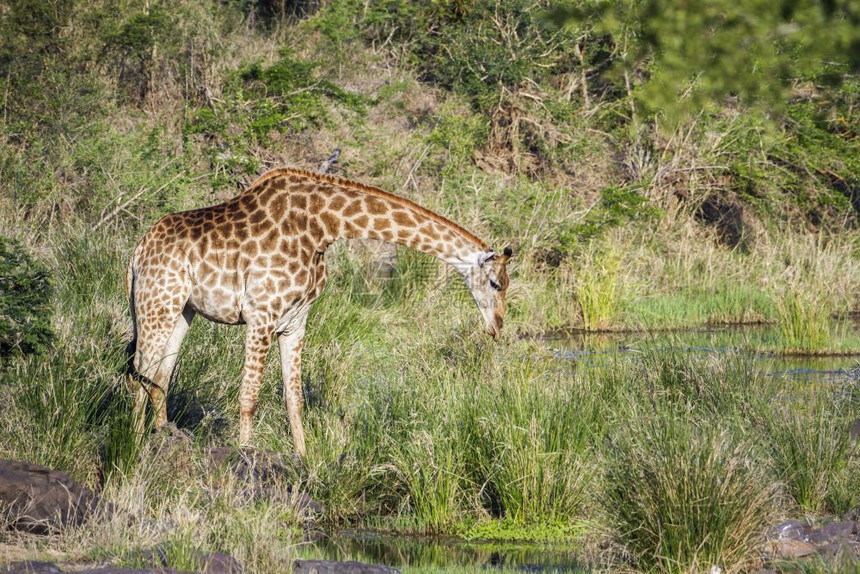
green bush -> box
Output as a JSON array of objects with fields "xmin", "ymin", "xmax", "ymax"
[
  {"xmin": 0, "ymin": 237, "xmax": 54, "ymax": 356},
  {"xmin": 312, "ymin": 0, "xmax": 581, "ymax": 160},
  {"xmin": 185, "ymin": 48, "xmax": 366, "ymax": 189}
]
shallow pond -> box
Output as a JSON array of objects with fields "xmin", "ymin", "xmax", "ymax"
[
  {"xmin": 549, "ymin": 323, "xmax": 860, "ymax": 379},
  {"xmin": 297, "ymin": 323, "xmax": 859, "ymax": 573},
  {"xmin": 299, "ymin": 530, "xmax": 588, "ymax": 572}
]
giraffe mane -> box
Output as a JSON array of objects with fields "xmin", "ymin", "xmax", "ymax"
[{"xmin": 245, "ymin": 168, "xmax": 489, "ymax": 250}]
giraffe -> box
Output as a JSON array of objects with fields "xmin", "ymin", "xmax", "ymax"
[{"xmin": 126, "ymin": 168, "xmax": 512, "ymax": 455}]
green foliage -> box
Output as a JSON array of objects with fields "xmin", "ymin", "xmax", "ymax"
[
  {"xmin": 471, "ymin": 378, "xmax": 595, "ymax": 526},
  {"xmin": 558, "ymin": 0, "xmax": 860, "ymax": 123},
  {"xmin": 186, "ymin": 48, "xmax": 366, "ymax": 189},
  {"xmin": 576, "ymin": 248, "xmax": 621, "ymax": 330},
  {"xmin": 461, "ymin": 519, "xmax": 586, "ymax": 542},
  {"xmin": 426, "ymin": 103, "xmax": 489, "ymax": 176},
  {"xmin": 2, "ymin": 343, "xmax": 126, "ymax": 482},
  {"xmin": 313, "ymin": 0, "xmax": 581, "ymax": 158},
  {"xmin": 573, "ymin": 185, "xmax": 659, "ymax": 243},
  {"xmin": 0, "ymin": 237, "xmax": 54, "ymax": 356},
  {"xmin": 774, "ymin": 287, "xmax": 833, "ymax": 354}
]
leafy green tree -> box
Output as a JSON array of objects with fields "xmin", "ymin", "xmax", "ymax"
[{"xmin": 556, "ymin": 0, "xmax": 860, "ymax": 122}]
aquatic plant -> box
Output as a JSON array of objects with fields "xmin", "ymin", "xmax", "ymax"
[
  {"xmin": 774, "ymin": 287, "xmax": 833, "ymax": 354},
  {"xmin": 577, "ymin": 248, "xmax": 621, "ymax": 331},
  {"xmin": 757, "ymin": 395, "xmax": 852, "ymax": 514}
]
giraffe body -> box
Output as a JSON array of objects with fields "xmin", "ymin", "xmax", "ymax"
[{"xmin": 127, "ymin": 169, "xmax": 511, "ymax": 454}]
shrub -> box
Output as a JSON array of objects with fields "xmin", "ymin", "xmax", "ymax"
[
  {"xmin": 0, "ymin": 237, "xmax": 54, "ymax": 356},
  {"xmin": 185, "ymin": 48, "xmax": 366, "ymax": 189}
]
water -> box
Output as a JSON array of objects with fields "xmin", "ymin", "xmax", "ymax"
[
  {"xmin": 300, "ymin": 530, "xmax": 588, "ymax": 572},
  {"xmin": 297, "ymin": 323, "xmax": 859, "ymax": 572},
  {"xmin": 549, "ymin": 324, "xmax": 860, "ymax": 381}
]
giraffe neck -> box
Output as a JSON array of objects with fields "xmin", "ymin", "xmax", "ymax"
[
  {"xmin": 329, "ymin": 190, "xmax": 485, "ymax": 267},
  {"xmin": 249, "ymin": 169, "xmax": 489, "ymax": 269}
]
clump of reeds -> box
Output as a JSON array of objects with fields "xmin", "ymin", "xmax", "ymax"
[
  {"xmin": 577, "ymin": 248, "xmax": 621, "ymax": 331},
  {"xmin": 756, "ymin": 395, "xmax": 852, "ymax": 514},
  {"xmin": 604, "ymin": 404, "xmax": 776, "ymax": 573},
  {"xmin": 774, "ymin": 287, "xmax": 833, "ymax": 354}
]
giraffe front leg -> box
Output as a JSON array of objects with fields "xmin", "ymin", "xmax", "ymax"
[
  {"xmin": 277, "ymin": 311, "xmax": 309, "ymax": 457},
  {"xmin": 238, "ymin": 323, "xmax": 274, "ymax": 445}
]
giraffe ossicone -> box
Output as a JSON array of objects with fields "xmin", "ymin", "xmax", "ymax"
[{"xmin": 126, "ymin": 168, "xmax": 512, "ymax": 454}]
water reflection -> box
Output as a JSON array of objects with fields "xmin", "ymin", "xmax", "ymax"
[
  {"xmin": 304, "ymin": 530, "xmax": 589, "ymax": 572},
  {"xmin": 548, "ymin": 324, "xmax": 860, "ymax": 379}
]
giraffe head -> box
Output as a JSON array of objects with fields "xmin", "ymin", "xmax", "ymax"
[{"xmin": 468, "ymin": 247, "xmax": 513, "ymax": 340}]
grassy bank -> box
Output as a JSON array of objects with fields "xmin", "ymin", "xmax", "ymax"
[
  {"xmin": 1, "ymin": 231, "xmax": 858, "ymax": 572},
  {"xmin": 2, "ymin": 1, "xmax": 860, "ymax": 572}
]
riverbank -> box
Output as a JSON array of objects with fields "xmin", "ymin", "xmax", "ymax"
[{"xmin": 0, "ymin": 230, "xmax": 858, "ymax": 572}]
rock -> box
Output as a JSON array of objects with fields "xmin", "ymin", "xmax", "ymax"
[
  {"xmin": 841, "ymin": 509, "xmax": 860, "ymax": 523},
  {"xmin": 808, "ymin": 521, "xmax": 856, "ymax": 543},
  {"xmin": 766, "ymin": 539, "xmax": 817, "ymax": 558},
  {"xmin": 204, "ymin": 447, "xmax": 299, "ymax": 485},
  {"xmin": 197, "ymin": 552, "xmax": 243, "ymax": 574},
  {"xmin": 291, "ymin": 560, "xmax": 400, "ymax": 574},
  {"xmin": 817, "ymin": 539, "xmax": 860, "ymax": 564},
  {"xmin": 849, "ymin": 417, "xmax": 860, "ymax": 440},
  {"xmin": 2, "ymin": 562, "xmax": 63, "ymax": 573},
  {"xmin": 0, "ymin": 460, "xmax": 100, "ymax": 534},
  {"xmin": 79, "ymin": 571, "xmax": 188, "ymax": 574},
  {"xmin": 769, "ymin": 520, "xmax": 810, "ymax": 541}
]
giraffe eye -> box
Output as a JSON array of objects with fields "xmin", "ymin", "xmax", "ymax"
[{"xmin": 489, "ymin": 279, "xmax": 501, "ymax": 291}]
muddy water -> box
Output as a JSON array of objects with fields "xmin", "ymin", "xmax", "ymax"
[{"xmin": 299, "ymin": 324, "xmax": 858, "ymax": 572}]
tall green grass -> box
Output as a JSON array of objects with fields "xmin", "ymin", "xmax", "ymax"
[
  {"xmin": 758, "ymin": 394, "xmax": 853, "ymax": 514},
  {"xmin": 605, "ymin": 404, "xmax": 776, "ymax": 573},
  {"xmin": 774, "ymin": 288, "xmax": 833, "ymax": 354},
  {"xmin": 1, "ymin": 230, "xmax": 859, "ymax": 572},
  {"xmin": 576, "ymin": 249, "xmax": 621, "ymax": 331}
]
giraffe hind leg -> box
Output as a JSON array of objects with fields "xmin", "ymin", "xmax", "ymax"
[{"xmin": 132, "ymin": 282, "xmax": 193, "ymax": 430}]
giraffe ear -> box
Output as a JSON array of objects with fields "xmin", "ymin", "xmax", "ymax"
[{"xmin": 478, "ymin": 251, "xmax": 495, "ymax": 268}]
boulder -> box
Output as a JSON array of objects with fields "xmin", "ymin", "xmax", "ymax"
[
  {"xmin": 769, "ymin": 520, "xmax": 810, "ymax": 541},
  {"xmin": 0, "ymin": 460, "xmax": 100, "ymax": 534},
  {"xmin": 292, "ymin": 560, "xmax": 400, "ymax": 574},
  {"xmin": 806, "ymin": 521, "xmax": 856, "ymax": 544},
  {"xmin": 2, "ymin": 562, "xmax": 62, "ymax": 573},
  {"xmin": 766, "ymin": 539, "xmax": 817, "ymax": 558}
]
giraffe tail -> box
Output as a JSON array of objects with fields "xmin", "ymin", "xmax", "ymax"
[{"xmin": 125, "ymin": 254, "xmax": 138, "ymax": 375}]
